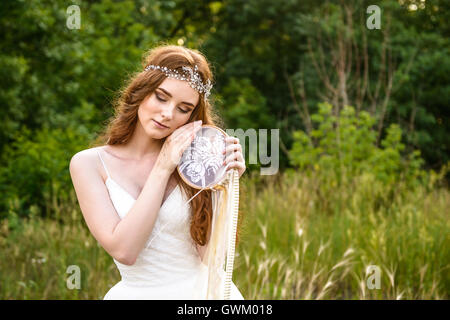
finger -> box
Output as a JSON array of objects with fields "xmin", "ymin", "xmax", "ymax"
[
  {"xmin": 225, "ymin": 136, "xmax": 239, "ymax": 144},
  {"xmin": 224, "ymin": 145, "xmax": 244, "ymax": 160},
  {"xmin": 223, "ymin": 151, "xmax": 242, "ymax": 165},
  {"xmin": 227, "ymin": 161, "xmax": 245, "ymax": 170},
  {"xmin": 179, "ymin": 120, "xmax": 202, "ymax": 138},
  {"xmin": 167, "ymin": 124, "xmax": 201, "ymax": 164},
  {"xmin": 222, "ymin": 143, "xmax": 241, "ymax": 155},
  {"xmin": 179, "ymin": 124, "xmax": 202, "ymax": 152},
  {"xmin": 225, "ymin": 160, "xmax": 245, "ymax": 177},
  {"xmin": 234, "ymin": 151, "xmax": 244, "ymax": 162},
  {"xmin": 172, "ymin": 120, "xmax": 202, "ymax": 140},
  {"xmin": 167, "ymin": 126, "xmax": 187, "ymax": 143},
  {"xmin": 190, "ymin": 122, "xmax": 203, "ymax": 137},
  {"xmin": 223, "ymin": 153, "xmax": 234, "ymax": 164},
  {"xmin": 223, "ymin": 136, "xmax": 239, "ymax": 152}
]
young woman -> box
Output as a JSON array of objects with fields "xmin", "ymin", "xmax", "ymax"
[{"xmin": 69, "ymin": 45, "xmax": 246, "ymax": 299}]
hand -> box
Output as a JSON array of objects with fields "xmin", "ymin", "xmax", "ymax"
[
  {"xmin": 156, "ymin": 120, "xmax": 203, "ymax": 173},
  {"xmin": 222, "ymin": 136, "xmax": 246, "ymax": 178}
]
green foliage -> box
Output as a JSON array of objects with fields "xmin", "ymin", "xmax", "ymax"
[
  {"xmin": 0, "ymin": 101, "xmax": 96, "ymax": 220},
  {"xmin": 205, "ymin": 0, "xmax": 449, "ymax": 171},
  {"xmin": 0, "ymin": 0, "xmax": 188, "ymax": 220},
  {"xmin": 217, "ymin": 77, "xmax": 272, "ymax": 130},
  {"xmin": 289, "ymin": 103, "xmax": 427, "ymax": 188}
]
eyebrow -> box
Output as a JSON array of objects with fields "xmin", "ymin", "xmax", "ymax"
[{"xmin": 156, "ymin": 87, "xmax": 196, "ymax": 108}]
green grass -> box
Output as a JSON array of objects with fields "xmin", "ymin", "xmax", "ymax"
[
  {"xmin": 235, "ymin": 170, "xmax": 449, "ymax": 299},
  {"xmin": 0, "ymin": 170, "xmax": 448, "ymax": 299}
]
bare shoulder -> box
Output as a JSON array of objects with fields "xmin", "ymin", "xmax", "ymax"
[{"xmin": 69, "ymin": 146, "xmax": 104, "ymax": 179}]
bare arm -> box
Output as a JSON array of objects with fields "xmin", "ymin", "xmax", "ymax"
[
  {"xmin": 70, "ymin": 151, "xmax": 171, "ymax": 265},
  {"xmin": 109, "ymin": 162, "xmax": 172, "ymax": 264}
]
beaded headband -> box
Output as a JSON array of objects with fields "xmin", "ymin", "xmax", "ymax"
[{"xmin": 144, "ymin": 64, "xmax": 213, "ymax": 102}]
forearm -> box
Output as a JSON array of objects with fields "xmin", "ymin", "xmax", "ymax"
[{"xmin": 111, "ymin": 164, "xmax": 172, "ymax": 264}]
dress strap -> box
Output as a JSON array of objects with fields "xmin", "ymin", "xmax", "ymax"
[{"xmin": 97, "ymin": 148, "xmax": 111, "ymax": 179}]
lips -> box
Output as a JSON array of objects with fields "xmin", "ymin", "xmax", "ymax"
[{"xmin": 153, "ymin": 119, "xmax": 169, "ymax": 128}]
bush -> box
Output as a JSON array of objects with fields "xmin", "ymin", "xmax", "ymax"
[
  {"xmin": 289, "ymin": 102, "xmax": 428, "ymax": 188},
  {"xmin": 0, "ymin": 101, "xmax": 97, "ymax": 220}
]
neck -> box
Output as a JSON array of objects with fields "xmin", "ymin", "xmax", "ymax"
[{"xmin": 119, "ymin": 122, "xmax": 164, "ymax": 161}]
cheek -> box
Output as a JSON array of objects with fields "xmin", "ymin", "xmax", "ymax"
[
  {"xmin": 138, "ymin": 107, "xmax": 148, "ymax": 123},
  {"xmin": 178, "ymin": 115, "xmax": 193, "ymax": 126},
  {"xmin": 166, "ymin": 118, "xmax": 188, "ymax": 134},
  {"xmin": 139, "ymin": 98, "xmax": 157, "ymax": 116}
]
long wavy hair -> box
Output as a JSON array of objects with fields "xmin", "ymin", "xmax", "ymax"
[{"xmin": 91, "ymin": 44, "xmax": 231, "ymax": 247}]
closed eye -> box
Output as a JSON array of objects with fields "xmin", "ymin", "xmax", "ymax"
[
  {"xmin": 156, "ymin": 94, "xmax": 166, "ymax": 102},
  {"xmin": 156, "ymin": 94, "xmax": 190, "ymax": 113},
  {"xmin": 177, "ymin": 107, "xmax": 189, "ymax": 113}
]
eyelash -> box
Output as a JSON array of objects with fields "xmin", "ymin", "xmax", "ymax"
[{"xmin": 156, "ymin": 94, "xmax": 190, "ymax": 113}]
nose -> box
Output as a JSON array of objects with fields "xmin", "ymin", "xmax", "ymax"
[{"xmin": 160, "ymin": 102, "xmax": 175, "ymax": 120}]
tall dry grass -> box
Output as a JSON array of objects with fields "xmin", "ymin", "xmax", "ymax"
[
  {"xmin": 0, "ymin": 169, "xmax": 448, "ymax": 299},
  {"xmin": 234, "ymin": 169, "xmax": 449, "ymax": 299}
]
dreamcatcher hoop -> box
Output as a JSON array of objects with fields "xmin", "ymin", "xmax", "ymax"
[{"xmin": 177, "ymin": 124, "xmax": 230, "ymax": 190}]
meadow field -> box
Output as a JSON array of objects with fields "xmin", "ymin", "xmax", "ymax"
[{"xmin": 1, "ymin": 168, "xmax": 448, "ymax": 300}]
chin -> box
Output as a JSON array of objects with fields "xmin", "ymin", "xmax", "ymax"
[
  {"xmin": 148, "ymin": 132, "xmax": 165, "ymax": 140},
  {"xmin": 147, "ymin": 128, "xmax": 170, "ymax": 140}
]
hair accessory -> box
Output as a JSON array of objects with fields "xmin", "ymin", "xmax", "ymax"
[{"xmin": 144, "ymin": 64, "xmax": 213, "ymax": 102}]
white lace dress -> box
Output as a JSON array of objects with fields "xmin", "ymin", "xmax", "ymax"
[{"xmin": 96, "ymin": 149, "xmax": 244, "ymax": 300}]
